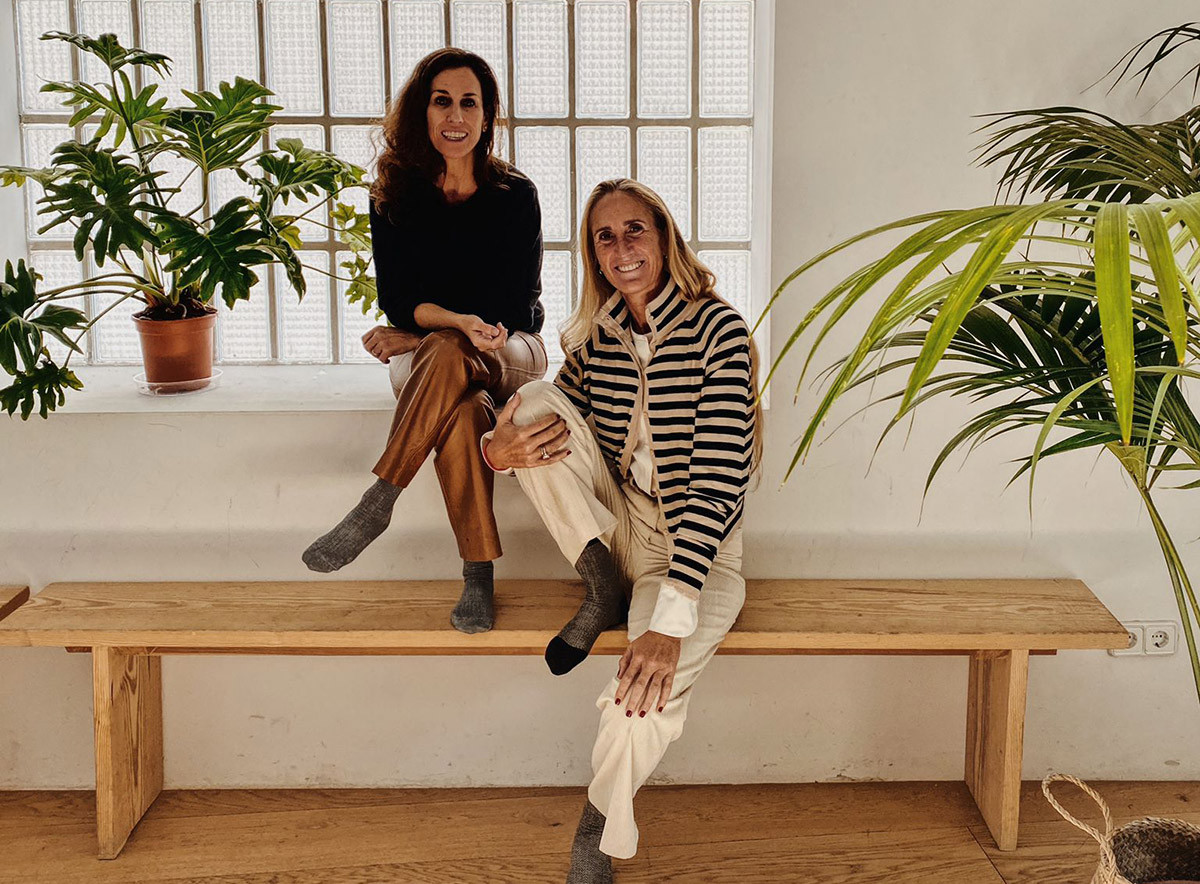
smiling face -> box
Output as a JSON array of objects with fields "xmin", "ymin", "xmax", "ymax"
[
  {"xmin": 426, "ymin": 67, "xmax": 485, "ymax": 163},
  {"xmin": 589, "ymin": 191, "xmax": 668, "ymax": 303}
]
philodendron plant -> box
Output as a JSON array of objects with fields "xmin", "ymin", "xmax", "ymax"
[
  {"xmin": 762, "ymin": 28, "xmax": 1200, "ymax": 703},
  {"xmin": 0, "ymin": 32, "xmax": 376, "ymax": 418}
]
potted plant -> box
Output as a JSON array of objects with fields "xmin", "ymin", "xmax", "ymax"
[
  {"xmin": 0, "ymin": 32, "xmax": 375, "ymax": 416},
  {"xmin": 762, "ymin": 27, "xmax": 1200, "ymax": 703}
]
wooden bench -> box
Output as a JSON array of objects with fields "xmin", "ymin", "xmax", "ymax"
[{"xmin": 0, "ymin": 578, "xmax": 1127, "ymax": 859}]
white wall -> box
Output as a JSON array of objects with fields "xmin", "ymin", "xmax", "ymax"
[
  {"xmin": 0, "ymin": 0, "xmax": 23, "ymax": 262},
  {"xmin": 2, "ymin": 0, "xmax": 1199, "ymax": 790}
]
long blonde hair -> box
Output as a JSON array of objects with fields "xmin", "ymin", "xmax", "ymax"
[{"xmin": 565, "ymin": 178, "xmax": 763, "ymax": 473}]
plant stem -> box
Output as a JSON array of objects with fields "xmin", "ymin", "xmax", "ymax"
[
  {"xmin": 1134, "ymin": 482, "xmax": 1200, "ymax": 704},
  {"xmin": 285, "ymin": 196, "xmax": 337, "ymax": 225},
  {"xmin": 60, "ymin": 289, "xmax": 144, "ymax": 369},
  {"xmin": 42, "ymin": 288, "xmax": 145, "ymax": 303},
  {"xmin": 39, "ymin": 273, "xmax": 148, "ymax": 297},
  {"xmin": 299, "ymin": 262, "xmax": 357, "ymax": 283}
]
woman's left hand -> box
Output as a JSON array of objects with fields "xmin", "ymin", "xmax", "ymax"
[
  {"xmin": 615, "ymin": 630, "xmax": 682, "ymax": 717},
  {"xmin": 362, "ymin": 326, "xmax": 421, "ymax": 362}
]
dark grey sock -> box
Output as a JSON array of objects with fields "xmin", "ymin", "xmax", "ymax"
[
  {"xmin": 567, "ymin": 801, "xmax": 612, "ymax": 884},
  {"xmin": 302, "ymin": 478, "xmax": 401, "ymax": 573},
  {"xmin": 452, "ymin": 560, "xmax": 495, "ymax": 634},
  {"xmin": 545, "ymin": 540, "xmax": 628, "ymax": 675}
]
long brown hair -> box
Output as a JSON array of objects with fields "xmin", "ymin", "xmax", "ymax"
[
  {"xmin": 372, "ymin": 48, "xmax": 507, "ymax": 212},
  {"xmin": 568, "ymin": 178, "xmax": 764, "ymax": 473}
]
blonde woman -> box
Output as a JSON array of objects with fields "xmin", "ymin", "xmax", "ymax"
[{"xmin": 485, "ymin": 179, "xmax": 761, "ymax": 882}]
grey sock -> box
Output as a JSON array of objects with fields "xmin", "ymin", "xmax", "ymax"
[
  {"xmin": 302, "ymin": 478, "xmax": 401, "ymax": 573},
  {"xmin": 567, "ymin": 801, "xmax": 612, "ymax": 884},
  {"xmin": 545, "ymin": 540, "xmax": 628, "ymax": 675},
  {"xmin": 452, "ymin": 560, "xmax": 495, "ymax": 634}
]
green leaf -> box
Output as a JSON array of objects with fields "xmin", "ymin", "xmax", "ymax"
[
  {"xmin": 340, "ymin": 252, "xmax": 378, "ymax": 316},
  {"xmin": 40, "ymin": 32, "xmax": 172, "ymax": 77},
  {"xmin": 40, "ymin": 79, "xmax": 168, "ymax": 147},
  {"xmin": 255, "ymin": 138, "xmax": 364, "ymax": 209},
  {"xmin": 332, "ymin": 201, "xmax": 372, "ymax": 252},
  {"xmin": 0, "ymin": 361, "xmax": 84, "ymax": 420},
  {"xmin": 900, "ymin": 201, "xmax": 1069, "ymax": 417},
  {"xmin": 37, "ymin": 140, "xmax": 165, "ymax": 262},
  {"xmin": 1129, "ymin": 203, "xmax": 1186, "ymax": 364},
  {"xmin": 1028, "ymin": 376, "xmax": 1110, "ymax": 506},
  {"xmin": 1094, "ymin": 203, "xmax": 1135, "ymax": 443},
  {"xmin": 0, "ymin": 260, "xmax": 88, "ymax": 378},
  {"xmin": 0, "ymin": 165, "xmax": 59, "ymax": 188},
  {"xmin": 158, "ymin": 197, "xmax": 273, "ymax": 306},
  {"xmin": 978, "ymin": 106, "xmax": 1200, "ymax": 203},
  {"xmin": 157, "ymin": 78, "xmax": 279, "ymax": 175}
]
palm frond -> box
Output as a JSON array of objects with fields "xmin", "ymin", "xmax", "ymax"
[{"xmin": 977, "ymin": 106, "xmax": 1200, "ymax": 203}]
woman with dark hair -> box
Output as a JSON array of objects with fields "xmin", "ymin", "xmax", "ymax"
[
  {"xmin": 486, "ymin": 179, "xmax": 761, "ymax": 882},
  {"xmin": 303, "ymin": 48, "xmax": 547, "ymax": 635}
]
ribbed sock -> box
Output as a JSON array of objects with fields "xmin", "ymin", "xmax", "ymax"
[
  {"xmin": 452, "ymin": 560, "xmax": 495, "ymax": 634},
  {"xmin": 566, "ymin": 801, "xmax": 612, "ymax": 884},
  {"xmin": 302, "ymin": 478, "xmax": 401, "ymax": 573},
  {"xmin": 545, "ymin": 540, "xmax": 627, "ymax": 675}
]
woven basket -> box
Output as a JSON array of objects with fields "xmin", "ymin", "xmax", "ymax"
[{"xmin": 1042, "ymin": 775, "xmax": 1200, "ymax": 884}]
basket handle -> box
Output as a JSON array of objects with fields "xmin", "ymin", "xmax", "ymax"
[{"xmin": 1042, "ymin": 774, "xmax": 1118, "ymax": 851}]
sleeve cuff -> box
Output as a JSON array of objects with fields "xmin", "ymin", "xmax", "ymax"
[
  {"xmin": 480, "ymin": 431, "xmax": 516, "ymax": 477},
  {"xmin": 647, "ymin": 581, "xmax": 700, "ymax": 638}
]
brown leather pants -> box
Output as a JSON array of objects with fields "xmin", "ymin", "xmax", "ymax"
[{"xmin": 372, "ymin": 329, "xmax": 548, "ymax": 562}]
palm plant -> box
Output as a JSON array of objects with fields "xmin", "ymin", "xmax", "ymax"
[
  {"xmin": 0, "ymin": 32, "xmax": 375, "ymax": 418},
  {"xmin": 762, "ymin": 30, "xmax": 1200, "ymax": 704}
]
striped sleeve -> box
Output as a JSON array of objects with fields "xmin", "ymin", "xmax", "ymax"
[
  {"xmin": 664, "ymin": 309, "xmax": 754, "ymax": 597},
  {"xmin": 553, "ymin": 346, "xmax": 592, "ymax": 420}
]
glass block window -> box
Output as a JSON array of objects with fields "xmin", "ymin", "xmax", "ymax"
[{"xmin": 13, "ymin": 0, "xmax": 768, "ymax": 367}]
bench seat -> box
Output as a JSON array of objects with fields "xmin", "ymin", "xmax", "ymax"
[
  {"xmin": 0, "ymin": 578, "xmax": 1122, "ymax": 653},
  {"xmin": 0, "ymin": 578, "xmax": 1127, "ymax": 859}
]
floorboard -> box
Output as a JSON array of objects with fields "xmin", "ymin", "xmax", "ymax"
[{"xmin": 3, "ymin": 781, "xmax": 1197, "ymax": 883}]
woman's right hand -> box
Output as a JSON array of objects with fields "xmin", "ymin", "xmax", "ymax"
[
  {"xmin": 485, "ymin": 392, "xmax": 571, "ymax": 470},
  {"xmin": 361, "ymin": 326, "xmax": 421, "ymax": 362}
]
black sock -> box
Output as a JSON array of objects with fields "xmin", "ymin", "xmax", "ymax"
[{"xmin": 546, "ymin": 540, "xmax": 627, "ymax": 675}]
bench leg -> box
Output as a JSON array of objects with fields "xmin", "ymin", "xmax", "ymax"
[
  {"xmin": 965, "ymin": 649, "xmax": 1029, "ymax": 851},
  {"xmin": 93, "ymin": 647, "xmax": 164, "ymax": 859}
]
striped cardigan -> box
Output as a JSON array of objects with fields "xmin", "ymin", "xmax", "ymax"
[{"xmin": 555, "ymin": 281, "xmax": 755, "ymax": 598}]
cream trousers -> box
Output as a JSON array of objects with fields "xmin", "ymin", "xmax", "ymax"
[{"xmin": 511, "ymin": 380, "xmax": 746, "ymax": 859}]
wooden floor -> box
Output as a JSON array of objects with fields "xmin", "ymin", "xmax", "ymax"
[{"xmin": 4, "ymin": 781, "xmax": 1197, "ymax": 883}]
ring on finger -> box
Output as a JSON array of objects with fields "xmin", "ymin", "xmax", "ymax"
[{"xmin": 540, "ymin": 446, "xmax": 550, "ymax": 460}]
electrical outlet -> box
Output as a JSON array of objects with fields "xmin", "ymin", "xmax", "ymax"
[
  {"xmin": 1109, "ymin": 624, "xmax": 1145, "ymax": 657},
  {"xmin": 1144, "ymin": 621, "xmax": 1178, "ymax": 656}
]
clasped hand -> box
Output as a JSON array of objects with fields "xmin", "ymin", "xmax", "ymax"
[
  {"xmin": 484, "ymin": 392, "xmax": 571, "ymax": 469},
  {"xmin": 616, "ymin": 630, "xmax": 681, "ymax": 717},
  {"xmin": 361, "ymin": 326, "xmax": 421, "ymax": 362},
  {"xmin": 459, "ymin": 315, "xmax": 509, "ymax": 352}
]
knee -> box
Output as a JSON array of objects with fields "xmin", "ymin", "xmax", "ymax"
[
  {"xmin": 512, "ymin": 380, "xmax": 568, "ymax": 426},
  {"xmin": 414, "ymin": 329, "xmax": 473, "ymax": 368}
]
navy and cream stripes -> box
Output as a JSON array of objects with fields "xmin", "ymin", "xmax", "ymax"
[{"xmin": 554, "ymin": 282, "xmax": 755, "ymax": 596}]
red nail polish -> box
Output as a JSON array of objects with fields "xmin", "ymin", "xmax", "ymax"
[
  {"xmin": 626, "ymin": 710, "xmax": 633, "ymax": 718},
  {"xmin": 657, "ymin": 707, "xmax": 664, "ymax": 713},
  {"xmin": 614, "ymin": 697, "xmax": 620, "ymax": 705},
  {"xmin": 639, "ymin": 711, "xmax": 646, "ymax": 718}
]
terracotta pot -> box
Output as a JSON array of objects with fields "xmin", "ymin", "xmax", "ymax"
[{"xmin": 133, "ymin": 310, "xmax": 217, "ymax": 391}]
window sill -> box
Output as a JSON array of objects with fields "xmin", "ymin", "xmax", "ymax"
[{"xmin": 52, "ymin": 364, "xmax": 399, "ymax": 415}]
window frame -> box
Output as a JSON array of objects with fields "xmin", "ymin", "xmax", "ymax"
[{"xmin": 10, "ymin": 0, "xmax": 774, "ymax": 381}]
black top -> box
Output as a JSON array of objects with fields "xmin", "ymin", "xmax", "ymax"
[{"xmin": 369, "ymin": 166, "xmax": 545, "ymax": 335}]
